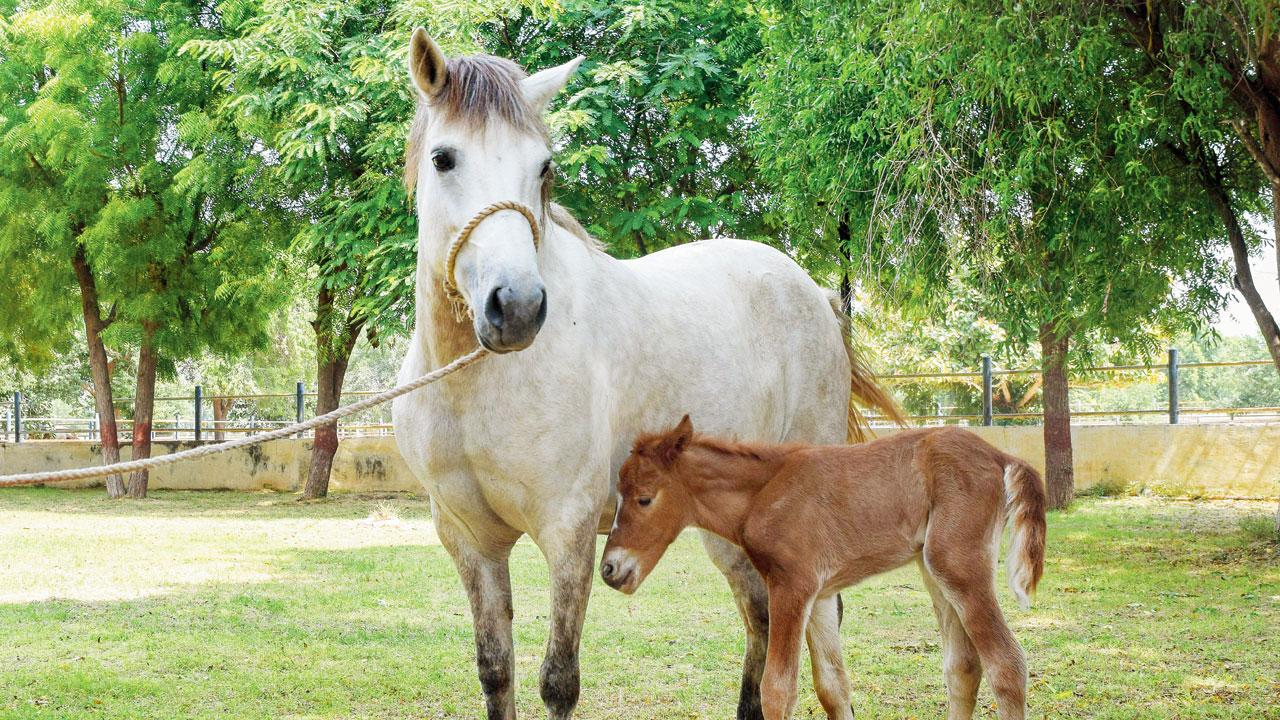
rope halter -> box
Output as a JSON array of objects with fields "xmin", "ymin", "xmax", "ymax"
[{"xmin": 442, "ymin": 200, "xmax": 542, "ymax": 315}]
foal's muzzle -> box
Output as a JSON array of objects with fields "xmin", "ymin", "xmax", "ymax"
[
  {"xmin": 599, "ymin": 548, "xmax": 640, "ymax": 594},
  {"xmin": 476, "ymin": 280, "xmax": 548, "ymax": 353}
]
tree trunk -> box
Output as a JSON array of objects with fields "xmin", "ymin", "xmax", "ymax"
[
  {"xmin": 837, "ymin": 216, "xmax": 853, "ymax": 315},
  {"xmin": 71, "ymin": 246, "xmax": 124, "ymax": 497},
  {"xmin": 128, "ymin": 322, "xmax": 159, "ymax": 499},
  {"xmin": 1040, "ymin": 325, "xmax": 1074, "ymax": 510},
  {"xmin": 302, "ymin": 287, "xmax": 363, "ymax": 500},
  {"xmin": 1204, "ymin": 170, "xmax": 1280, "ymax": 370},
  {"xmin": 212, "ymin": 397, "xmax": 231, "ymax": 442}
]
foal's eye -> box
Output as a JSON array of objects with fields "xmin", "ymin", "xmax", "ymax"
[
  {"xmin": 540, "ymin": 160, "xmax": 552, "ymax": 178},
  {"xmin": 637, "ymin": 497, "xmax": 652, "ymax": 507},
  {"xmin": 432, "ymin": 150, "xmax": 455, "ymax": 172}
]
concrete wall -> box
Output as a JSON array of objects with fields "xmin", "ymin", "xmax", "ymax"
[
  {"xmin": 876, "ymin": 425, "xmax": 1279, "ymax": 499},
  {"xmin": 1, "ymin": 425, "xmax": 1277, "ymax": 498},
  {"xmin": 0, "ymin": 437, "xmax": 418, "ymax": 493}
]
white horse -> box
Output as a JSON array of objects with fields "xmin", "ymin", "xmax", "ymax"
[{"xmin": 392, "ymin": 29, "xmax": 902, "ymax": 720}]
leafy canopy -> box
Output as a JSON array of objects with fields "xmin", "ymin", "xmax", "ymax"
[
  {"xmin": 0, "ymin": 0, "xmax": 290, "ymax": 376},
  {"xmin": 751, "ymin": 0, "xmax": 1230, "ymax": 360},
  {"xmin": 488, "ymin": 0, "xmax": 770, "ymax": 256}
]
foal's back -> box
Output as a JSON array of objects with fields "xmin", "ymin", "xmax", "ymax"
[{"xmin": 743, "ymin": 428, "xmax": 1015, "ymax": 588}]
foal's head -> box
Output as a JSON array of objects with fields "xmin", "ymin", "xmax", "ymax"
[
  {"xmin": 601, "ymin": 415, "xmax": 697, "ymax": 594},
  {"xmin": 405, "ymin": 29, "xmax": 583, "ymax": 352}
]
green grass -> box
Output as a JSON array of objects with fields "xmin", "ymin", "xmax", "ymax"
[{"xmin": 0, "ymin": 490, "xmax": 1277, "ymax": 719}]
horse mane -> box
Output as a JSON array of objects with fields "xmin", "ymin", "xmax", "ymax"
[
  {"xmin": 549, "ymin": 203, "xmax": 605, "ymax": 252},
  {"xmin": 633, "ymin": 430, "xmax": 807, "ymax": 464},
  {"xmin": 691, "ymin": 435, "xmax": 808, "ymax": 463},
  {"xmin": 404, "ymin": 55, "xmax": 603, "ymax": 254},
  {"xmin": 404, "ymin": 54, "xmax": 548, "ymax": 194}
]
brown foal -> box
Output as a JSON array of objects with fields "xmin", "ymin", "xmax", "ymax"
[{"xmin": 601, "ymin": 416, "xmax": 1046, "ymax": 720}]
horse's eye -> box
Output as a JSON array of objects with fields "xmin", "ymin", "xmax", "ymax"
[
  {"xmin": 540, "ymin": 160, "xmax": 552, "ymax": 178},
  {"xmin": 432, "ymin": 150, "xmax": 455, "ymax": 172},
  {"xmin": 637, "ymin": 497, "xmax": 652, "ymax": 507}
]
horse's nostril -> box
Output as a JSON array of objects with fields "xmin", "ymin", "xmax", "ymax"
[
  {"xmin": 535, "ymin": 288, "xmax": 548, "ymax": 327},
  {"xmin": 601, "ymin": 562, "xmax": 615, "ymax": 579},
  {"xmin": 484, "ymin": 286, "xmax": 505, "ymax": 329}
]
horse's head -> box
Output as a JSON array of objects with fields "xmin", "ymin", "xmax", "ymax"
[
  {"xmin": 601, "ymin": 415, "xmax": 697, "ymax": 594},
  {"xmin": 405, "ymin": 29, "xmax": 583, "ymax": 352}
]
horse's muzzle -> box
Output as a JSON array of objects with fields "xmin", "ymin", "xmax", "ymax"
[
  {"xmin": 476, "ymin": 280, "xmax": 548, "ymax": 353},
  {"xmin": 599, "ymin": 549, "xmax": 640, "ymax": 594}
]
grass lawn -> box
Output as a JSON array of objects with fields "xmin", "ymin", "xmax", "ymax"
[{"xmin": 0, "ymin": 489, "xmax": 1276, "ymax": 719}]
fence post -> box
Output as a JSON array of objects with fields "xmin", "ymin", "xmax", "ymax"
[
  {"xmin": 1168, "ymin": 348, "xmax": 1179, "ymax": 425},
  {"xmin": 295, "ymin": 381, "xmax": 305, "ymax": 438},
  {"xmin": 194, "ymin": 385, "xmax": 203, "ymax": 442},
  {"xmin": 981, "ymin": 354, "xmax": 993, "ymax": 427},
  {"xmin": 13, "ymin": 391, "xmax": 21, "ymax": 443}
]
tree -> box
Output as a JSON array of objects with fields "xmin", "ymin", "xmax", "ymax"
[
  {"xmin": 0, "ymin": 0, "xmax": 126, "ymax": 492},
  {"xmin": 0, "ymin": 0, "xmax": 290, "ymax": 497},
  {"xmin": 487, "ymin": 0, "xmax": 772, "ymax": 256},
  {"xmin": 1065, "ymin": 0, "xmax": 1280, "ymax": 529},
  {"xmin": 750, "ymin": 0, "xmax": 1228, "ymax": 507},
  {"xmin": 1077, "ymin": 1, "xmax": 1280, "ymax": 372},
  {"xmin": 183, "ymin": 0, "xmax": 499, "ymax": 498}
]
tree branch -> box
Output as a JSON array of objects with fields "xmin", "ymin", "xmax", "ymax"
[{"xmin": 1229, "ymin": 118, "xmax": 1280, "ymax": 186}]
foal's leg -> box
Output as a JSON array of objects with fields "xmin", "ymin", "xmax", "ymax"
[
  {"xmin": 805, "ymin": 594, "xmax": 853, "ymax": 720},
  {"xmin": 435, "ymin": 506, "xmax": 521, "ymax": 720},
  {"xmin": 701, "ymin": 532, "xmax": 770, "ymax": 720},
  {"xmin": 761, "ymin": 582, "xmax": 816, "ymax": 720},
  {"xmin": 533, "ymin": 516, "xmax": 598, "ymax": 720},
  {"xmin": 924, "ymin": 545, "xmax": 1027, "ymax": 720},
  {"xmin": 917, "ymin": 558, "xmax": 982, "ymax": 720}
]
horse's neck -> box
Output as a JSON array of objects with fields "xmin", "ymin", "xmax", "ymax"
[{"xmin": 681, "ymin": 448, "xmax": 787, "ymax": 545}]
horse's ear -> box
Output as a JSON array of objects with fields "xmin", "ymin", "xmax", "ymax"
[
  {"xmin": 655, "ymin": 415, "xmax": 693, "ymax": 466},
  {"xmin": 521, "ymin": 55, "xmax": 585, "ymax": 112},
  {"xmin": 409, "ymin": 28, "xmax": 447, "ymax": 99}
]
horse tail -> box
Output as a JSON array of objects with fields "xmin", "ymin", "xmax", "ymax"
[
  {"xmin": 828, "ymin": 294, "xmax": 906, "ymax": 442},
  {"xmin": 1002, "ymin": 459, "xmax": 1047, "ymax": 609}
]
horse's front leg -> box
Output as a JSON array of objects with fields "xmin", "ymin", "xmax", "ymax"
[
  {"xmin": 762, "ymin": 583, "xmax": 817, "ymax": 720},
  {"xmin": 701, "ymin": 532, "xmax": 769, "ymax": 720},
  {"xmin": 435, "ymin": 505, "xmax": 521, "ymax": 720},
  {"xmin": 534, "ymin": 515, "xmax": 598, "ymax": 720}
]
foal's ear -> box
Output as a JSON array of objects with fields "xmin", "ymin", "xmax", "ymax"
[
  {"xmin": 409, "ymin": 28, "xmax": 447, "ymax": 99},
  {"xmin": 521, "ymin": 55, "xmax": 585, "ymax": 112},
  {"xmin": 655, "ymin": 415, "xmax": 694, "ymax": 466}
]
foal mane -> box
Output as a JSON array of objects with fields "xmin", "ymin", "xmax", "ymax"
[
  {"xmin": 691, "ymin": 435, "xmax": 808, "ymax": 463},
  {"xmin": 634, "ymin": 431, "xmax": 806, "ymax": 465},
  {"xmin": 404, "ymin": 53, "xmax": 603, "ymax": 253}
]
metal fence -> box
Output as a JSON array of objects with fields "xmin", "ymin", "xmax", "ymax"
[
  {"xmin": 870, "ymin": 351, "xmax": 1280, "ymax": 427},
  {"xmin": 0, "ymin": 383, "xmax": 397, "ymax": 443},
  {"xmin": 3, "ymin": 351, "xmax": 1278, "ymax": 442}
]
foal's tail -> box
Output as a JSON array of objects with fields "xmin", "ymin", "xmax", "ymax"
[
  {"xmin": 1003, "ymin": 459, "xmax": 1047, "ymax": 609},
  {"xmin": 829, "ymin": 295, "xmax": 906, "ymax": 442}
]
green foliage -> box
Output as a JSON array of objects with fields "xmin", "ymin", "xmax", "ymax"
[
  {"xmin": 0, "ymin": 0, "xmax": 291, "ymax": 375},
  {"xmin": 858, "ymin": 283, "xmax": 1038, "ymax": 418},
  {"xmin": 182, "ymin": 0, "xmax": 514, "ymax": 354},
  {"xmin": 487, "ymin": 0, "xmax": 771, "ymax": 256},
  {"xmin": 751, "ymin": 0, "xmax": 1231, "ymax": 361}
]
